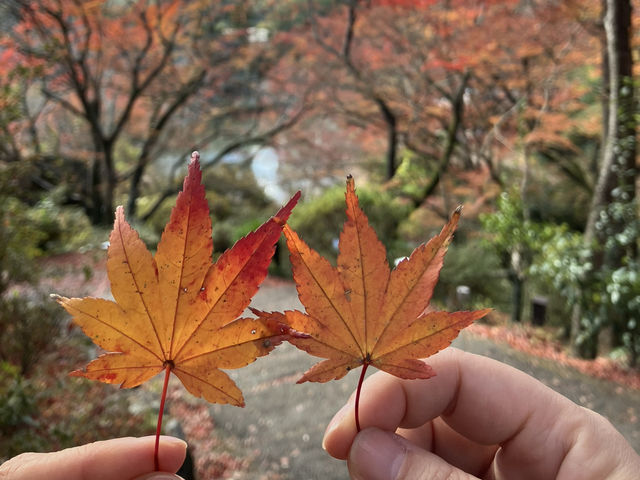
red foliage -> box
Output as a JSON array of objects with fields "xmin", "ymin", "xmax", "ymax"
[
  {"xmin": 271, "ymin": 0, "xmax": 598, "ymax": 194},
  {"xmin": 469, "ymin": 323, "xmax": 640, "ymax": 390},
  {"xmin": 372, "ymin": 0, "xmax": 438, "ymax": 7}
]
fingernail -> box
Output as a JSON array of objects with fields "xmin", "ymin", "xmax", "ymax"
[
  {"xmin": 133, "ymin": 473, "xmax": 184, "ymax": 480},
  {"xmin": 161, "ymin": 436, "xmax": 188, "ymax": 449},
  {"xmin": 322, "ymin": 401, "xmax": 352, "ymax": 450},
  {"xmin": 349, "ymin": 428, "xmax": 406, "ymax": 480}
]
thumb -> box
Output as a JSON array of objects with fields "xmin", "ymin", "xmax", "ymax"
[{"xmin": 347, "ymin": 428, "xmax": 479, "ymax": 480}]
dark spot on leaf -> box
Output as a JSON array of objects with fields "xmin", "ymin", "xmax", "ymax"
[{"xmin": 163, "ymin": 360, "xmax": 175, "ymax": 369}]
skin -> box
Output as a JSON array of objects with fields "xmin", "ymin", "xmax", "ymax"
[
  {"xmin": 323, "ymin": 348, "xmax": 640, "ymax": 480},
  {"xmin": 0, "ymin": 436, "xmax": 186, "ymax": 480}
]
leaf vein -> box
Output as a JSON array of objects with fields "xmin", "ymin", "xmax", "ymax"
[
  {"xmin": 172, "ymin": 229, "xmax": 272, "ymax": 359},
  {"xmin": 117, "ymin": 214, "xmax": 165, "ymax": 360},
  {"xmin": 294, "ymin": 242, "xmax": 363, "ymax": 357}
]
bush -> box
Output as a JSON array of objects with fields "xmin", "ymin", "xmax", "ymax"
[
  {"xmin": 0, "ymin": 196, "xmax": 44, "ymax": 292},
  {"xmin": 530, "ymin": 183, "xmax": 640, "ymax": 364},
  {"xmin": 0, "ymin": 362, "xmax": 38, "ymax": 434},
  {"xmin": 434, "ymin": 240, "xmax": 510, "ymax": 311},
  {"xmin": 0, "ymin": 293, "xmax": 64, "ymax": 376},
  {"xmin": 608, "ymin": 260, "xmax": 640, "ymax": 366},
  {"xmin": 0, "ymin": 362, "xmax": 42, "ymax": 457},
  {"xmin": 289, "ymin": 183, "xmax": 411, "ymax": 264},
  {"xmin": 528, "ymin": 226, "xmax": 591, "ymax": 334},
  {"xmin": 0, "ymin": 351, "xmax": 153, "ymax": 461},
  {"xmin": 0, "ymin": 163, "xmax": 154, "ymax": 461},
  {"xmin": 0, "ymin": 296, "xmax": 153, "ymax": 461},
  {"xmin": 27, "ymin": 192, "xmax": 93, "ymax": 254},
  {"xmin": 479, "ymin": 190, "xmax": 558, "ymax": 323}
]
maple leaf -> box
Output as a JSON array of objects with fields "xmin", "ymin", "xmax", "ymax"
[
  {"xmin": 256, "ymin": 176, "xmax": 489, "ymax": 430},
  {"xmin": 53, "ymin": 152, "xmax": 299, "ymax": 467}
]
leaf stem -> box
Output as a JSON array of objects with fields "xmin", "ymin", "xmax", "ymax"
[
  {"xmin": 355, "ymin": 362, "xmax": 369, "ymax": 432},
  {"xmin": 155, "ymin": 364, "xmax": 172, "ymax": 471}
]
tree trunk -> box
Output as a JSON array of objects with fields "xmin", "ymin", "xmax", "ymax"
[
  {"xmin": 421, "ymin": 72, "xmax": 470, "ymax": 201},
  {"xmin": 584, "ymin": 0, "xmax": 635, "ymax": 243},
  {"xmin": 509, "ymin": 269, "xmax": 524, "ymax": 323},
  {"xmin": 126, "ymin": 70, "xmax": 206, "ymax": 219},
  {"xmin": 102, "ymin": 145, "xmax": 116, "ymax": 225},
  {"xmin": 88, "ymin": 155, "xmax": 102, "ymax": 225},
  {"xmin": 87, "ymin": 135, "xmax": 116, "ymax": 226},
  {"xmin": 571, "ymin": 0, "xmax": 636, "ymax": 355},
  {"xmin": 374, "ymin": 96, "xmax": 398, "ymax": 180}
]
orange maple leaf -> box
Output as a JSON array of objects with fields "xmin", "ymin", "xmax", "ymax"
[
  {"xmin": 54, "ymin": 152, "xmax": 299, "ymax": 408},
  {"xmin": 257, "ymin": 176, "xmax": 489, "ymax": 429}
]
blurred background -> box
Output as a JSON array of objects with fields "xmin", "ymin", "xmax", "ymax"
[{"xmin": 0, "ymin": 0, "xmax": 638, "ymax": 478}]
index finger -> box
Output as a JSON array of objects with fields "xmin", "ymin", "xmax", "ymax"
[
  {"xmin": 323, "ymin": 348, "xmax": 580, "ymax": 474},
  {"xmin": 0, "ymin": 436, "xmax": 187, "ymax": 480}
]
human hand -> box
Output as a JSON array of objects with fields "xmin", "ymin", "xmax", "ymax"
[
  {"xmin": 323, "ymin": 348, "xmax": 640, "ymax": 479},
  {"xmin": 0, "ymin": 436, "xmax": 187, "ymax": 480}
]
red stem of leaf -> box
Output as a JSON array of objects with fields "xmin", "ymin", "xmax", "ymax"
[
  {"xmin": 355, "ymin": 362, "xmax": 369, "ymax": 433},
  {"xmin": 154, "ymin": 364, "xmax": 172, "ymax": 471}
]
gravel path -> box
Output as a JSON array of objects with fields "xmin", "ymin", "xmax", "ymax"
[{"xmin": 191, "ymin": 280, "xmax": 640, "ymax": 479}]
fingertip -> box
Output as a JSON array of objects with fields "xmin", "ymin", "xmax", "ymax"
[
  {"xmin": 323, "ymin": 401, "xmax": 356, "ymax": 459},
  {"xmin": 133, "ymin": 473, "xmax": 184, "ymax": 480},
  {"xmin": 155, "ymin": 436, "xmax": 188, "ymax": 473}
]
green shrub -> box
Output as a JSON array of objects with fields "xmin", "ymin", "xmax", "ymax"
[
  {"xmin": 434, "ymin": 240, "xmax": 510, "ymax": 311},
  {"xmin": 0, "ymin": 196, "xmax": 44, "ymax": 294},
  {"xmin": 479, "ymin": 190, "xmax": 558, "ymax": 323},
  {"xmin": 0, "ymin": 361, "xmax": 38, "ymax": 430},
  {"xmin": 608, "ymin": 261, "xmax": 640, "ymax": 365},
  {"xmin": 529, "ymin": 226, "xmax": 590, "ymax": 315},
  {"xmin": 0, "ymin": 362, "xmax": 42, "ymax": 458},
  {"xmin": 0, "ymin": 298, "xmax": 152, "ymax": 461},
  {"xmin": 0, "ymin": 293, "xmax": 64, "ymax": 376},
  {"xmin": 289, "ymin": 183, "xmax": 411, "ymax": 264},
  {"xmin": 26, "ymin": 192, "xmax": 93, "ymax": 254},
  {"xmin": 289, "ymin": 185, "xmax": 410, "ymax": 262}
]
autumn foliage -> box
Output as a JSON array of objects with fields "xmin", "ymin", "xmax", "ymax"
[{"xmin": 0, "ymin": 0, "xmax": 636, "ymax": 474}]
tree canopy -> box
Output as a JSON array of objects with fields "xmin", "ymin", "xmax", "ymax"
[{"xmin": 0, "ymin": 0, "xmax": 638, "ymax": 362}]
